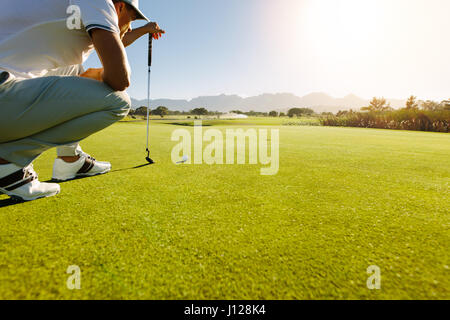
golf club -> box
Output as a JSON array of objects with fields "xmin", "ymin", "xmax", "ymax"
[{"xmin": 145, "ymin": 34, "xmax": 155, "ymax": 164}]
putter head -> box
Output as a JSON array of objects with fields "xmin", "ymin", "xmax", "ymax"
[{"xmin": 146, "ymin": 149, "xmax": 155, "ymax": 164}]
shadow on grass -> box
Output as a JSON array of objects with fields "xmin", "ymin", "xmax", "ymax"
[
  {"xmin": 42, "ymin": 163, "xmax": 155, "ymax": 183},
  {"xmin": 166, "ymin": 122, "xmax": 213, "ymax": 127},
  {"xmin": 0, "ymin": 194, "xmax": 60, "ymax": 208},
  {"xmin": 110, "ymin": 162, "xmax": 154, "ymax": 173},
  {"xmin": 0, "ymin": 163, "xmax": 154, "ymax": 208},
  {"xmin": 0, "ymin": 197, "xmax": 25, "ymax": 208}
]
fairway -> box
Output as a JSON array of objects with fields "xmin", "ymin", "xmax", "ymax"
[{"xmin": 0, "ymin": 120, "xmax": 448, "ymax": 299}]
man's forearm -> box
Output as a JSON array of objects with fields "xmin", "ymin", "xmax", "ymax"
[{"xmin": 122, "ymin": 26, "xmax": 148, "ymax": 47}]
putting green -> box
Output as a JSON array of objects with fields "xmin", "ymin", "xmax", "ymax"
[{"xmin": 0, "ymin": 119, "xmax": 448, "ymax": 299}]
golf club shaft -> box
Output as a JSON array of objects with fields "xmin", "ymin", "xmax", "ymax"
[
  {"xmin": 148, "ymin": 33, "xmax": 153, "ymax": 67},
  {"xmin": 146, "ymin": 35, "xmax": 153, "ymax": 152}
]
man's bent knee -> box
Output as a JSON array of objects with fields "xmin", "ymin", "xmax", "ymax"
[{"xmin": 109, "ymin": 91, "xmax": 131, "ymax": 119}]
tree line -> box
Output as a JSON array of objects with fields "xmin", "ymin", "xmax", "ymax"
[
  {"xmin": 321, "ymin": 96, "xmax": 449, "ymax": 133},
  {"xmin": 127, "ymin": 96, "xmax": 449, "ymax": 132},
  {"xmin": 129, "ymin": 106, "xmax": 219, "ymax": 118},
  {"xmin": 129, "ymin": 106, "xmax": 316, "ymax": 118}
]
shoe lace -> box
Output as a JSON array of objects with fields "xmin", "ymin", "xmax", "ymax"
[
  {"xmin": 23, "ymin": 164, "xmax": 38, "ymax": 180},
  {"xmin": 80, "ymin": 152, "xmax": 96, "ymax": 162}
]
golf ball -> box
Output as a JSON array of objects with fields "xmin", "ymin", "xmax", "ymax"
[{"xmin": 182, "ymin": 155, "xmax": 189, "ymax": 162}]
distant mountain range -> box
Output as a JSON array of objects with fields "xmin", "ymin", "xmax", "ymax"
[{"xmin": 131, "ymin": 92, "xmax": 407, "ymax": 113}]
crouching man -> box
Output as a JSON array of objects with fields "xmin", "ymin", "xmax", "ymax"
[{"xmin": 0, "ymin": 0, "xmax": 164, "ymax": 201}]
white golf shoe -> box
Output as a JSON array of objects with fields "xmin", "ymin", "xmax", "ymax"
[
  {"xmin": 0, "ymin": 163, "xmax": 60, "ymax": 201},
  {"xmin": 52, "ymin": 152, "xmax": 111, "ymax": 182}
]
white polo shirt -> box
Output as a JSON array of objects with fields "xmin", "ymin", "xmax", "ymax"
[{"xmin": 0, "ymin": 0, "xmax": 120, "ymax": 79}]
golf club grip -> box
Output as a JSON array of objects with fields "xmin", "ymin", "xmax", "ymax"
[{"xmin": 148, "ymin": 34, "xmax": 153, "ymax": 67}]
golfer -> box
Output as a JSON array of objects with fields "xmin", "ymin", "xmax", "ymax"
[{"xmin": 0, "ymin": 0, "xmax": 164, "ymax": 201}]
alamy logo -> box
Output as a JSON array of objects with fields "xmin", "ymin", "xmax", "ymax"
[
  {"xmin": 366, "ymin": 265, "xmax": 381, "ymax": 290},
  {"xmin": 66, "ymin": 5, "xmax": 82, "ymax": 30},
  {"xmin": 66, "ymin": 265, "xmax": 81, "ymax": 290},
  {"xmin": 171, "ymin": 121, "xmax": 279, "ymax": 175}
]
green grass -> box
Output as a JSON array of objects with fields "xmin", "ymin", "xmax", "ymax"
[{"xmin": 0, "ymin": 119, "xmax": 449, "ymax": 299}]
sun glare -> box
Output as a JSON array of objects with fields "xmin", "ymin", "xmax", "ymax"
[{"xmin": 303, "ymin": 0, "xmax": 382, "ymax": 56}]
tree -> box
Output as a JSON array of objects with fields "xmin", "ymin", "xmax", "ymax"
[
  {"xmin": 288, "ymin": 108, "xmax": 315, "ymax": 118},
  {"xmin": 361, "ymin": 97, "xmax": 392, "ymax": 112},
  {"xmin": 279, "ymin": 112, "xmax": 286, "ymax": 117},
  {"xmin": 406, "ymin": 95, "xmax": 419, "ymax": 110},
  {"xmin": 443, "ymin": 100, "xmax": 450, "ymax": 111},
  {"xmin": 268, "ymin": 111, "xmax": 278, "ymax": 117},
  {"xmin": 420, "ymin": 100, "xmax": 440, "ymax": 111},
  {"xmin": 134, "ymin": 106, "xmax": 148, "ymax": 116},
  {"xmin": 336, "ymin": 110, "xmax": 349, "ymax": 117},
  {"xmin": 191, "ymin": 107, "xmax": 208, "ymax": 116},
  {"xmin": 152, "ymin": 106, "xmax": 168, "ymax": 118},
  {"xmin": 288, "ymin": 108, "xmax": 301, "ymax": 118},
  {"xmin": 301, "ymin": 108, "xmax": 315, "ymax": 116}
]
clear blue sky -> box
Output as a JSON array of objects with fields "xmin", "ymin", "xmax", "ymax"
[{"xmin": 85, "ymin": 0, "xmax": 450, "ymax": 101}]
